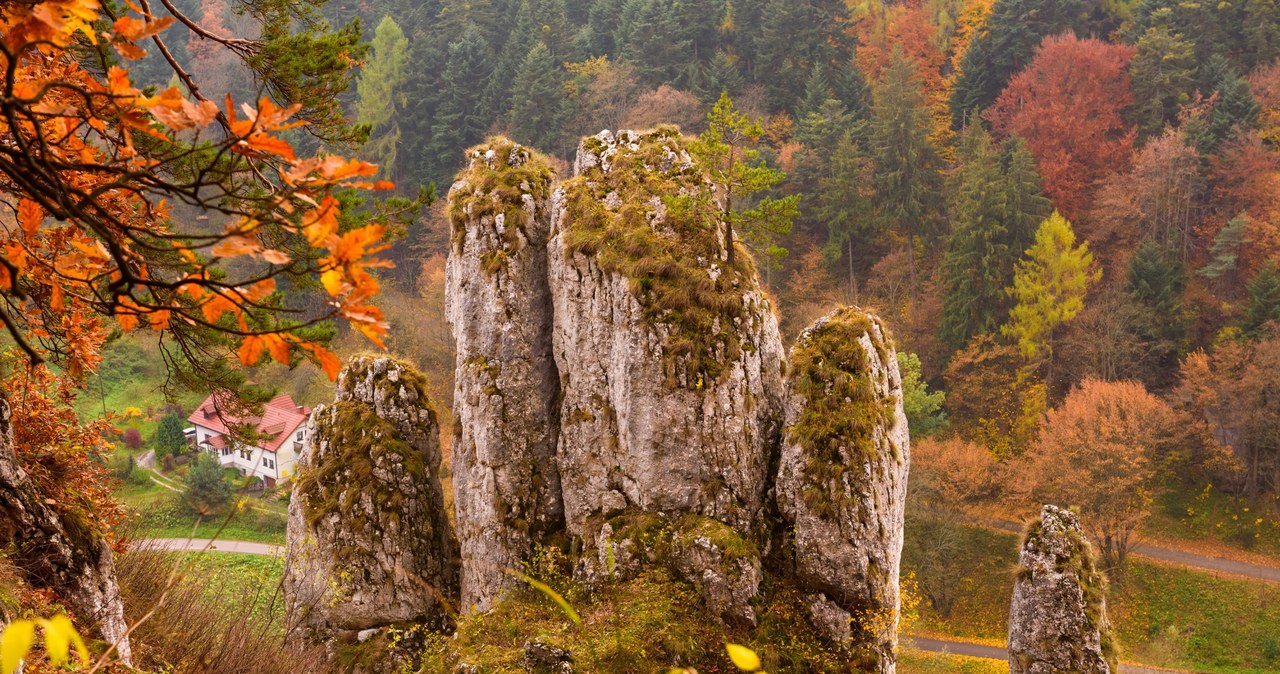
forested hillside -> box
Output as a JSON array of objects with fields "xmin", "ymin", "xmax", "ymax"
[{"xmin": 260, "ymin": 0, "xmax": 1280, "ymax": 514}]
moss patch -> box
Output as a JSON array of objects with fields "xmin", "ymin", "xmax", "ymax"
[
  {"xmin": 295, "ymin": 401, "xmax": 429, "ymax": 567},
  {"xmin": 560, "ymin": 128, "xmax": 763, "ymax": 386},
  {"xmin": 448, "ymin": 137, "xmax": 556, "ymax": 267},
  {"xmin": 413, "ymin": 566, "xmax": 855, "ymax": 673},
  {"xmin": 787, "ymin": 309, "xmax": 896, "ymax": 517}
]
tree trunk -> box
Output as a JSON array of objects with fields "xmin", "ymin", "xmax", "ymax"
[{"xmin": 0, "ymin": 391, "xmax": 131, "ymax": 664}]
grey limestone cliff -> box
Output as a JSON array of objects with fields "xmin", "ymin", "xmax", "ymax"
[
  {"xmin": 285, "ymin": 356, "xmax": 457, "ymax": 640},
  {"xmin": 774, "ymin": 307, "xmax": 909, "ymax": 673},
  {"xmin": 546, "ymin": 129, "xmax": 785, "ymax": 626},
  {"xmin": 445, "ymin": 140, "xmax": 564, "ymax": 613},
  {"xmin": 1008, "ymin": 504, "xmax": 1116, "ymax": 674}
]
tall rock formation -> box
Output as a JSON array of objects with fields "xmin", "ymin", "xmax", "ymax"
[
  {"xmin": 775, "ymin": 308, "xmax": 909, "ymax": 672},
  {"xmin": 0, "ymin": 392, "xmax": 132, "ymax": 664},
  {"xmin": 1008, "ymin": 504, "xmax": 1116, "ymax": 674},
  {"xmin": 546, "ymin": 129, "xmax": 786, "ymax": 625},
  {"xmin": 285, "ymin": 356, "xmax": 457, "ymax": 640},
  {"xmin": 445, "ymin": 140, "xmax": 564, "ymax": 613}
]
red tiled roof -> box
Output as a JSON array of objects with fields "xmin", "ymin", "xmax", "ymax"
[
  {"xmin": 187, "ymin": 393, "xmax": 311, "ymax": 453},
  {"xmin": 203, "ymin": 434, "xmax": 228, "ymax": 450}
]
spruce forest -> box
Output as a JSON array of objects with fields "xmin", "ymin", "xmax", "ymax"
[{"xmin": 2, "ymin": 0, "xmax": 1280, "ymax": 672}]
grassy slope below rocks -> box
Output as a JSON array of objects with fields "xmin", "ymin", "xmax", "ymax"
[{"xmin": 908, "ymin": 522, "xmax": 1280, "ymax": 673}]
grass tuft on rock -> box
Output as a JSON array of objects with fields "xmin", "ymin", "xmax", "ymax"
[
  {"xmin": 787, "ymin": 308, "xmax": 896, "ymax": 516},
  {"xmin": 448, "ymin": 137, "xmax": 556, "ymax": 267}
]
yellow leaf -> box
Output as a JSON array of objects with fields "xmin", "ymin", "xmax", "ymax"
[
  {"xmin": 38, "ymin": 615, "xmax": 88, "ymax": 667},
  {"xmin": 725, "ymin": 643, "xmax": 761, "ymax": 671},
  {"xmin": 1, "ymin": 619, "xmax": 36, "ymax": 674}
]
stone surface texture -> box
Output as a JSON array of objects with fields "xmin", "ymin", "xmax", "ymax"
[
  {"xmin": 445, "ymin": 140, "xmax": 564, "ymax": 613},
  {"xmin": 547, "ymin": 129, "xmax": 786, "ymax": 538},
  {"xmin": 285, "ymin": 356, "xmax": 457, "ymax": 639},
  {"xmin": 774, "ymin": 307, "xmax": 909, "ymax": 673},
  {"xmin": 0, "ymin": 392, "xmax": 132, "ymax": 664},
  {"xmin": 1008, "ymin": 504, "xmax": 1116, "ymax": 674}
]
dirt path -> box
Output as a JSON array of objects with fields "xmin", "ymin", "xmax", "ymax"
[
  {"xmin": 135, "ymin": 538, "xmax": 283, "ymax": 556},
  {"xmin": 908, "ymin": 636, "xmax": 1187, "ymax": 673}
]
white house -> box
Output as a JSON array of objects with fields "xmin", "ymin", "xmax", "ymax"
[{"xmin": 186, "ymin": 393, "xmax": 311, "ymax": 487}]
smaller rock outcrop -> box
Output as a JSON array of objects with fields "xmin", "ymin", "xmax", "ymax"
[
  {"xmin": 0, "ymin": 393, "xmax": 131, "ymax": 663},
  {"xmin": 1008, "ymin": 505, "xmax": 1116, "ymax": 674},
  {"xmin": 775, "ymin": 307, "xmax": 909, "ymax": 673},
  {"xmin": 285, "ymin": 356, "xmax": 457, "ymax": 641},
  {"xmin": 446, "ymin": 139, "xmax": 564, "ymax": 613}
]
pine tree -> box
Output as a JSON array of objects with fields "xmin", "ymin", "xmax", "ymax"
[
  {"xmin": 941, "ymin": 124, "xmax": 1011, "ymax": 349},
  {"xmin": 1199, "ymin": 215, "xmax": 1250, "ymax": 283},
  {"xmin": 691, "ymin": 92, "xmax": 800, "ymax": 271},
  {"xmin": 1245, "ymin": 0, "xmax": 1280, "ymax": 67},
  {"xmin": 696, "ymin": 50, "xmax": 746, "ymax": 102},
  {"xmin": 1244, "ymin": 262, "xmax": 1280, "ymax": 336},
  {"xmin": 428, "ymin": 27, "xmax": 495, "ymax": 182},
  {"xmin": 1004, "ymin": 212, "xmax": 1101, "ymax": 391},
  {"xmin": 508, "ymin": 42, "xmax": 566, "ymax": 153},
  {"xmin": 813, "ymin": 130, "xmax": 875, "ymax": 301},
  {"xmin": 1129, "ymin": 26, "xmax": 1196, "ymax": 139},
  {"xmin": 999, "ymin": 138, "xmax": 1052, "ymax": 260},
  {"xmin": 355, "ymin": 16, "xmax": 411, "ymax": 178},
  {"xmin": 1127, "ymin": 240, "xmax": 1188, "ymax": 382},
  {"xmin": 616, "ymin": 0, "xmax": 695, "ymax": 85},
  {"xmin": 480, "ymin": 0, "xmax": 538, "ymax": 119},
  {"xmin": 1201, "ymin": 59, "xmax": 1262, "ymax": 154},
  {"xmin": 833, "ymin": 57, "xmax": 872, "ymax": 124},
  {"xmin": 870, "ymin": 49, "xmax": 943, "ymax": 297},
  {"xmin": 155, "ymin": 412, "xmax": 187, "ymax": 460},
  {"xmin": 754, "ymin": 0, "xmax": 855, "ymax": 110}
]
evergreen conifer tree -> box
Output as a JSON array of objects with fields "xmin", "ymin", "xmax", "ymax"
[
  {"xmin": 870, "ymin": 49, "xmax": 943, "ymax": 296},
  {"xmin": 508, "ymin": 42, "xmax": 567, "ymax": 152}
]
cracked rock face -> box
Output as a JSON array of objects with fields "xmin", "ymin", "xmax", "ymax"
[
  {"xmin": 547, "ymin": 129, "xmax": 786, "ymax": 541},
  {"xmin": 0, "ymin": 392, "xmax": 131, "ymax": 664},
  {"xmin": 1009, "ymin": 505, "xmax": 1116, "ymax": 674},
  {"xmin": 774, "ymin": 307, "xmax": 909, "ymax": 673},
  {"xmin": 285, "ymin": 356, "xmax": 457, "ymax": 640},
  {"xmin": 445, "ymin": 139, "xmax": 564, "ymax": 614}
]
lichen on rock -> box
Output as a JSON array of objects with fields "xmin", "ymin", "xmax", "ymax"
[
  {"xmin": 285, "ymin": 355, "xmax": 457, "ymax": 641},
  {"xmin": 774, "ymin": 307, "xmax": 909, "ymax": 672},
  {"xmin": 1008, "ymin": 504, "xmax": 1116, "ymax": 674},
  {"xmin": 446, "ymin": 138, "xmax": 564, "ymax": 613}
]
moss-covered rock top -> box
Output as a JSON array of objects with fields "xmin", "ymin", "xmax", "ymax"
[
  {"xmin": 448, "ymin": 137, "xmax": 556, "ymax": 261},
  {"xmin": 559, "ymin": 128, "xmax": 765, "ymax": 384},
  {"xmin": 787, "ymin": 307, "xmax": 898, "ymax": 496}
]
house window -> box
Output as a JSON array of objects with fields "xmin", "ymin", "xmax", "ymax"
[
  {"xmin": 265, "ymin": 458, "xmax": 274, "ymax": 469},
  {"xmin": 221, "ymin": 447, "xmax": 230, "ymax": 456}
]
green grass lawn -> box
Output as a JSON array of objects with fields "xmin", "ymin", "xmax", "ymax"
[
  {"xmin": 907, "ymin": 521, "xmax": 1280, "ymax": 674},
  {"xmin": 1146, "ymin": 484, "xmax": 1280, "ymax": 560},
  {"xmin": 155, "ymin": 551, "xmax": 286, "ymax": 632},
  {"xmin": 118, "ymin": 475, "xmax": 287, "ymax": 545}
]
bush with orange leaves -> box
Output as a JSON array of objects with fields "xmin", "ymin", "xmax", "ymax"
[{"xmin": 1011, "ymin": 377, "xmax": 1188, "ymax": 571}]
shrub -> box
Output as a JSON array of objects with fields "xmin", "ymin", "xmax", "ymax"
[
  {"xmin": 122, "ymin": 428, "xmax": 144, "ymax": 450},
  {"xmin": 155, "ymin": 411, "xmax": 186, "ymax": 459},
  {"xmin": 183, "ymin": 454, "xmax": 233, "ymax": 516}
]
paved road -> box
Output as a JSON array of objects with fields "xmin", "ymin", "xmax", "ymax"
[
  {"xmin": 908, "ymin": 636, "xmax": 1186, "ymax": 673},
  {"xmin": 136, "ymin": 538, "xmax": 283, "ymax": 556},
  {"xmin": 986, "ymin": 518, "xmax": 1280, "ymax": 583}
]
